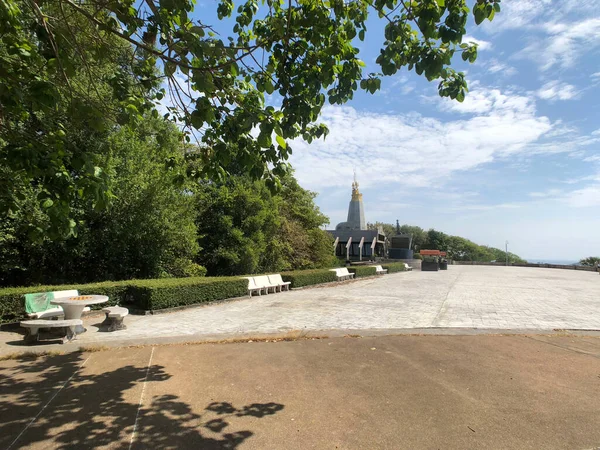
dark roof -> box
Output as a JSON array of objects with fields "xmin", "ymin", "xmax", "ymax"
[{"xmin": 326, "ymin": 229, "xmax": 385, "ymax": 243}]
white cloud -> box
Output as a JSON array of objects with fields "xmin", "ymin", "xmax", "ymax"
[
  {"xmin": 482, "ymin": 0, "xmax": 597, "ymax": 33},
  {"xmin": 390, "ymin": 74, "xmax": 416, "ymax": 95},
  {"xmin": 528, "ymin": 188, "xmax": 565, "ymax": 198},
  {"xmin": 289, "ymin": 87, "xmax": 553, "ymax": 191},
  {"xmin": 527, "ymin": 170, "xmax": 600, "ymax": 208},
  {"xmin": 536, "ymin": 80, "xmax": 579, "ymax": 101},
  {"xmin": 439, "ymin": 88, "xmax": 536, "ymax": 116},
  {"xmin": 520, "ymin": 18, "xmax": 600, "ymax": 71},
  {"xmin": 482, "ymin": 0, "xmax": 551, "ymax": 32},
  {"xmin": 462, "ymin": 35, "xmax": 493, "ymax": 51},
  {"xmin": 486, "ymin": 58, "xmax": 517, "ymax": 77},
  {"xmin": 562, "ymin": 184, "xmax": 600, "ymax": 207}
]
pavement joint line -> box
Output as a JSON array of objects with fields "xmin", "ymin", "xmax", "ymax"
[
  {"xmin": 431, "ymin": 271, "xmax": 462, "ymax": 327},
  {"xmin": 6, "ymin": 354, "xmax": 92, "ymax": 450},
  {"xmin": 129, "ymin": 346, "xmax": 155, "ymax": 450}
]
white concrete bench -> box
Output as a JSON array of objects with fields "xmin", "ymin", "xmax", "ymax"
[
  {"xmin": 267, "ymin": 274, "xmax": 291, "ymax": 292},
  {"xmin": 373, "ymin": 265, "xmax": 388, "ymax": 275},
  {"xmin": 101, "ymin": 306, "xmax": 129, "ymax": 331},
  {"xmin": 330, "ymin": 268, "xmax": 355, "ymax": 281},
  {"xmin": 26, "ymin": 289, "xmax": 90, "ymax": 319},
  {"xmin": 20, "ymin": 319, "xmax": 82, "ymax": 344},
  {"xmin": 253, "ymin": 275, "xmax": 278, "ymax": 294},
  {"xmin": 245, "ymin": 277, "xmax": 265, "ymax": 297}
]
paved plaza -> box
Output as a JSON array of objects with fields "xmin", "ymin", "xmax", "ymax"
[{"xmin": 2, "ymin": 266, "xmax": 600, "ymax": 353}]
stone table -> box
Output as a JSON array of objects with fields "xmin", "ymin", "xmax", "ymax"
[{"xmin": 51, "ymin": 295, "xmax": 108, "ymax": 333}]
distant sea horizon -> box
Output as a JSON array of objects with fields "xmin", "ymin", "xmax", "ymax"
[{"xmin": 524, "ymin": 259, "xmax": 579, "ymax": 265}]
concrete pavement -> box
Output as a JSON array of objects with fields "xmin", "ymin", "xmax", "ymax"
[
  {"xmin": 1, "ymin": 334, "xmax": 599, "ymax": 449},
  {"xmin": 2, "ymin": 265, "xmax": 600, "ymax": 356}
]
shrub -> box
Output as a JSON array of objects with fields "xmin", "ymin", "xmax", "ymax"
[
  {"xmin": 128, "ymin": 277, "xmax": 247, "ymax": 310},
  {"xmin": 382, "ymin": 262, "xmax": 406, "ymax": 273},
  {"xmin": 413, "ymin": 253, "xmax": 423, "ymax": 260},
  {"xmin": 164, "ymin": 259, "xmax": 208, "ymax": 278},
  {"xmin": 281, "ymin": 269, "xmax": 337, "ymax": 288},
  {"xmin": 348, "ymin": 266, "xmax": 377, "ymax": 278},
  {"xmin": 0, "ymin": 277, "xmax": 246, "ymax": 323}
]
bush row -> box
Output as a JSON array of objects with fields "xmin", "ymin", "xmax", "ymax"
[
  {"xmin": 348, "ymin": 266, "xmax": 377, "ymax": 278},
  {"xmin": 382, "ymin": 262, "xmax": 406, "ymax": 273},
  {"xmin": 0, "ymin": 277, "xmax": 247, "ymax": 324},
  {"xmin": 281, "ymin": 269, "xmax": 338, "ymax": 288},
  {"xmin": 0, "ymin": 264, "xmax": 407, "ymax": 324},
  {"xmin": 128, "ymin": 277, "xmax": 247, "ymax": 310}
]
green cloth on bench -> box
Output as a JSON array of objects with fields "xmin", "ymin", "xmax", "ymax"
[{"xmin": 24, "ymin": 292, "xmax": 55, "ymax": 314}]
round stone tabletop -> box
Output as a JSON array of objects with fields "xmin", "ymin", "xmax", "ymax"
[{"xmin": 51, "ymin": 295, "xmax": 109, "ymax": 306}]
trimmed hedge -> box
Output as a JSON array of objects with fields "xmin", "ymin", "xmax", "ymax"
[
  {"xmin": 0, "ymin": 277, "xmax": 247, "ymax": 324},
  {"xmin": 281, "ymin": 269, "xmax": 337, "ymax": 288},
  {"xmin": 348, "ymin": 266, "xmax": 377, "ymax": 278},
  {"xmin": 127, "ymin": 277, "xmax": 247, "ymax": 310},
  {"xmin": 382, "ymin": 262, "xmax": 406, "ymax": 273}
]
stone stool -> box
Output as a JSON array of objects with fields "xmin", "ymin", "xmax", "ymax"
[{"xmin": 100, "ymin": 306, "xmax": 129, "ymax": 331}]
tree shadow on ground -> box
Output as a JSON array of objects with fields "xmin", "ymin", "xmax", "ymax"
[{"xmin": 0, "ymin": 352, "xmax": 284, "ymax": 449}]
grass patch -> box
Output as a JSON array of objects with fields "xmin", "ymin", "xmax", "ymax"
[{"xmin": 0, "ymin": 350, "xmax": 64, "ymax": 361}]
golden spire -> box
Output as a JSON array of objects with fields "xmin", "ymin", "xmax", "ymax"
[{"xmin": 351, "ymin": 170, "xmax": 362, "ymax": 201}]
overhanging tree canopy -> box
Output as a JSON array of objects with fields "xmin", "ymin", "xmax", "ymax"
[{"xmin": 0, "ymin": 0, "xmax": 500, "ymax": 236}]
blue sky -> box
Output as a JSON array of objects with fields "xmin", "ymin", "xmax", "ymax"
[{"xmin": 189, "ymin": 0, "xmax": 600, "ymax": 261}]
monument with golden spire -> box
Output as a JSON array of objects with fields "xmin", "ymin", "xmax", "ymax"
[{"xmin": 336, "ymin": 170, "xmax": 366, "ymax": 231}]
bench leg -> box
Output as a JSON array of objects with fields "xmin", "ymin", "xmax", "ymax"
[
  {"xmin": 63, "ymin": 326, "xmax": 78, "ymax": 344},
  {"xmin": 24, "ymin": 327, "xmax": 40, "ymax": 344}
]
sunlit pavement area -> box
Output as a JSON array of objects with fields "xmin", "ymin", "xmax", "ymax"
[
  {"xmin": 2, "ymin": 266, "xmax": 600, "ymax": 356},
  {"xmin": 1, "ymin": 335, "xmax": 600, "ymax": 449}
]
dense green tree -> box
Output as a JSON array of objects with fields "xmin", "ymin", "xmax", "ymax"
[
  {"xmin": 0, "ymin": 1, "xmax": 157, "ymax": 236},
  {"xmin": 73, "ymin": 117, "xmax": 199, "ymax": 281},
  {"xmin": 1, "ymin": 0, "xmax": 500, "ymax": 235},
  {"xmin": 194, "ymin": 177, "xmax": 281, "ymax": 275},
  {"xmin": 367, "ymin": 222, "xmax": 427, "ymax": 251},
  {"xmin": 194, "ymin": 173, "xmax": 334, "ymax": 276},
  {"xmin": 578, "ymin": 256, "xmax": 600, "ymax": 267},
  {"xmin": 367, "ymin": 222, "xmax": 396, "ymax": 238},
  {"xmin": 399, "ymin": 225, "xmax": 428, "ymax": 251},
  {"xmin": 0, "ymin": 117, "xmax": 199, "ymax": 286},
  {"xmin": 424, "ymin": 229, "xmax": 447, "ymax": 252}
]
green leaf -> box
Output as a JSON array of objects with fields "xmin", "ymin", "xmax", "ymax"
[
  {"xmin": 276, "ymin": 135, "xmax": 286, "ymax": 148},
  {"xmin": 264, "ymin": 79, "xmax": 274, "ymax": 95},
  {"xmin": 165, "ymin": 62, "xmax": 177, "ymax": 78},
  {"xmin": 473, "ymin": 4, "xmax": 486, "ymax": 25}
]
